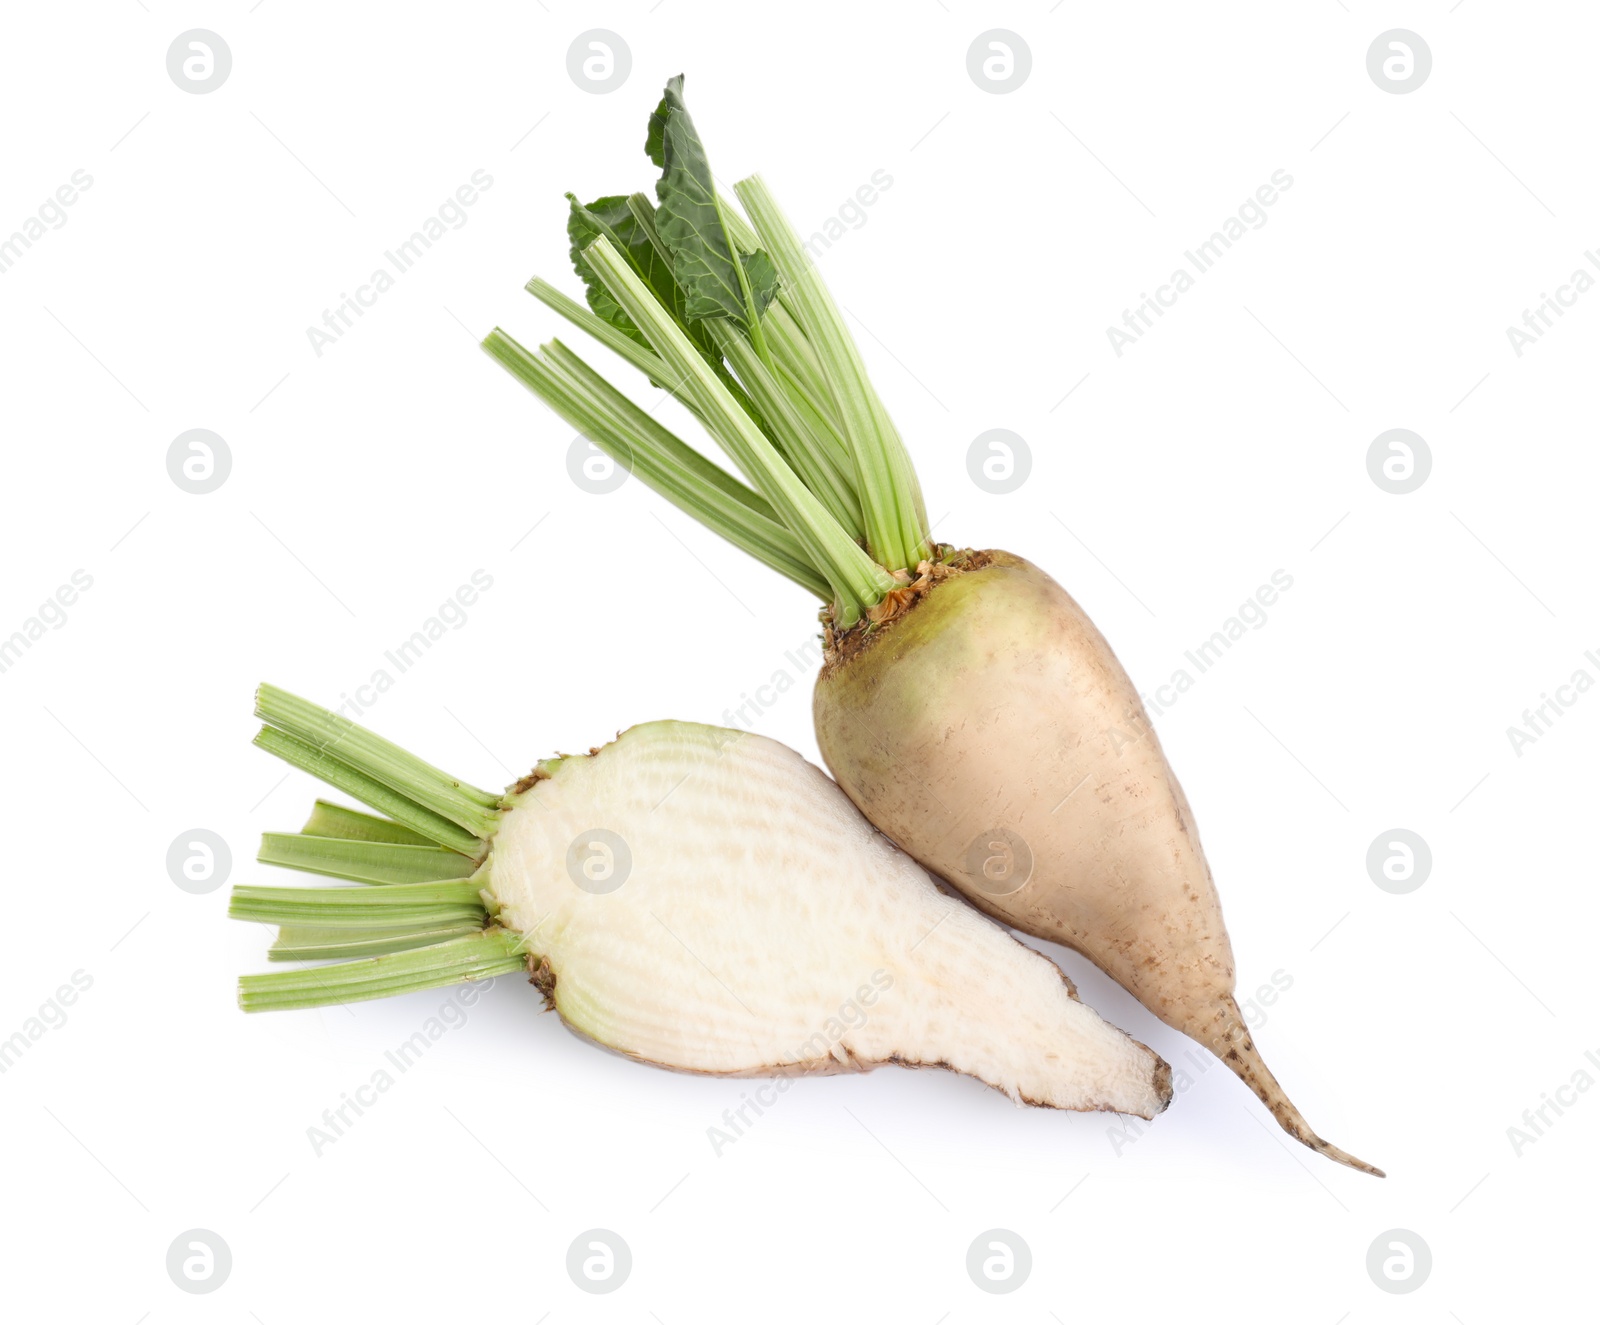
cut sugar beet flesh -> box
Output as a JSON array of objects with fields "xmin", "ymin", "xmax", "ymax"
[{"xmin": 234, "ymin": 686, "xmax": 1173, "ymax": 1120}]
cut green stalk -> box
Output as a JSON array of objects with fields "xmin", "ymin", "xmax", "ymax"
[
  {"xmin": 537, "ymin": 353, "xmax": 827, "ymax": 595},
  {"xmin": 541, "ymin": 217, "xmax": 764, "ymax": 431},
  {"xmin": 564, "ymin": 191, "xmax": 723, "ymax": 370},
  {"xmin": 484, "ymin": 329, "xmax": 829, "ymax": 598},
  {"xmin": 625, "ymin": 192, "xmax": 671, "ymax": 263},
  {"xmin": 764, "ymin": 300, "xmax": 848, "ymax": 441},
  {"xmin": 721, "ymin": 192, "xmax": 773, "ymax": 365},
  {"xmin": 760, "ymin": 320, "xmax": 868, "ymax": 520},
  {"xmin": 488, "ymin": 78, "xmax": 936, "ymax": 625},
  {"xmin": 299, "ymin": 800, "xmax": 434, "ymax": 846},
  {"xmin": 258, "ymin": 833, "xmax": 477, "ymax": 886},
  {"xmin": 585, "ymin": 234, "xmax": 896, "ymax": 625},
  {"xmin": 257, "ymin": 684, "xmax": 501, "ymax": 833},
  {"xmin": 241, "ymin": 931, "xmax": 525, "ymax": 1012},
  {"xmin": 239, "ymin": 692, "xmax": 514, "ymax": 987},
  {"xmin": 539, "ymin": 337, "xmax": 787, "ymax": 530},
  {"xmin": 713, "ymin": 324, "xmax": 864, "ymax": 539},
  {"xmin": 734, "ymin": 174, "xmax": 929, "ymax": 572},
  {"xmin": 269, "ymin": 921, "xmax": 484, "ymax": 962},
  {"xmin": 869, "ymin": 387, "xmax": 930, "ymax": 539},
  {"xmin": 525, "ymin": 277, "xmax": 675, "ymax": 388},
  {"xmin": 496, "ymin": 302, "xmax": 850, "ymax": 599},
  {"xmin": 717, "ymin": 190, "xmax": 762, "ymax": 256},
  {"xmin": 258, "ymin": 685, "xmax": 502, "ymax": 815},
  {"xmin": 255, "ymin": 727, "xmax": 484, "ymax": 857},
  {"xmin": 229, "ymin": 877, "xmax": 488, "ymax": 927},
  {"xmin": 768, "ymin": 359, "xmax": 856, "ymax": 501},
  {"xmin": 720, "ymin": 190, "xmax": 814, "ymax": 355},
  {"xmin": 625, "ymin": 184, "xmax": 848, "ymax": 493},
  {"xmin": 490, "ymin": 324, "xmax": 774, "ymax": 523},
  {"xmin": 622, "ymin": 190, "xmax": 795, "ymax": 432},
  {"xmin": 540, "ymin": 343, "xmax": 830, "ymax": 595}
]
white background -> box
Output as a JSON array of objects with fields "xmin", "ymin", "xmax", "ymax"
[{"xmin": 1, "ymin": 2, "xmax": 1593, "ymax": 1319}]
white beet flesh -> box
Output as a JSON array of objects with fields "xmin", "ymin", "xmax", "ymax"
[{"xmin": 488, "ymin": 721, "xmax": 1172, "ymax": 1117}]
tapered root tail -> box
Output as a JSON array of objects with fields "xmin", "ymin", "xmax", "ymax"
[{"xmin": 1199, "ymin": 996, "xmax": 1385, "ymax": 1178}]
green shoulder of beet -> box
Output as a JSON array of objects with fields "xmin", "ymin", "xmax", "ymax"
[{"xmin": 483, "ymin": 76, "xmax": 1383, "ymax": 1177}]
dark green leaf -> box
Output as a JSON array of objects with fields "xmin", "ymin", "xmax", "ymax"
[
  {"xmin": 740, "ymin": 250, "xmax": 780, "ymax": 321},
  {"xmin": 652, "ymin": 76, "xmax": 760, "ymax": 330},
  {"xmin": 566, "ymin": 193, "xmax": 645, "ymax": 346},
  {"xmin": 644, "ymin": 77, "xmax": 677, "ymax": 167},
  {"xmin": 566, "ymin": 193, "xmax": 721, "ymax": 364}
]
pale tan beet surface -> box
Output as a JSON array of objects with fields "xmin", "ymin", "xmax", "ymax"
[{"xmin": 815, "ymin": 550, "xmax": 1382, "ymax": 1176}]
